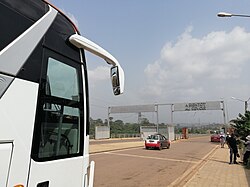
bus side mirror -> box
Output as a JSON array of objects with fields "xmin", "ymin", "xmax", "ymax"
[
  {"xmin": 69, "ymin": 34, "xmax": 125, "ymax": 96},
  {"xmin": 110, "ymin": 65, "xmax": 124, "ymax": 95}
]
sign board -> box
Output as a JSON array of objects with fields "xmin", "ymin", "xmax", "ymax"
[
  {"xmin": 109, "ymin": 104, "xmax": 156, "ymax": 114},
  {"xmin": 173, "ymin": 101, "xmax": 222, "ymax": 112}
]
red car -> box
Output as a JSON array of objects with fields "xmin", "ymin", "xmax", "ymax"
[
  {"xmin": 145, "ymin": 134, "xmax": 170, "ymax": 150},
  {"xmin": 210, "ymin": 134, "xmax": 220, "ymax": 142}
]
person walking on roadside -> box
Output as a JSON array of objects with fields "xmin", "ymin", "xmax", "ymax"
[
  {"xmin": 220, "ymin": 132, "xmax": 226, "ymax": 148},
  {"xmin": 225, "ymin": 132, "xmax": 230, "ymax": 148},
  {"xmin": 227, "ymin": 133, "xmax": 238, "ymax": 164},
  {"xmin": 243, "ymin": 135, "xmax": 250, "ymax": 165}
]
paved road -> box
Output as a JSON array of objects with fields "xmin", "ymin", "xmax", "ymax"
[{"xmin": 90, "ymin": 136, "xmax": 218, "ymax": 187}]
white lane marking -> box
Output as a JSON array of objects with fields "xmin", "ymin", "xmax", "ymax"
[{"xmin": 104, "ymin": 152, "xmax": 199, "ymax": 164}]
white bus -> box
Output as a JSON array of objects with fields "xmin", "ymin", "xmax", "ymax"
[{"xmin": 0, "ymin": 0, "xmax": 124, "ymax": 187}]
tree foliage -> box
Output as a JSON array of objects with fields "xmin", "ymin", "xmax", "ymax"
[
  {"xmin": 110, "ymin": 120, "xmax": 141, "ymax": 134},
  {"xmin": 230, "ymin": 111, "xmax": 250, "ymax": 137},
  {"xmin": 89, "ymin": 117, "xmax": 153, "ymax": 135},
  {"xmin": 89, "ymin": 117, "xmax": 218, "ymax": 136}
]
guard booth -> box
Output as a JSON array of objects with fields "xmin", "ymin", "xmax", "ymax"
[
  {"xmin": 140, "ymin": 125, "xmax": 175, "ymax": 141},
  {"xmin": 95, "ymin": 126, "xmax": 110, "ymax": 139},
  {"xmin": 140, "ymin": 126, "xmax": 157, "ymax": 140}
]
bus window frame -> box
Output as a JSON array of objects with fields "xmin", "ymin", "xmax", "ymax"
[{"xmin": 31, "ymin": 48, "xmax": 84, "ymax": 162}]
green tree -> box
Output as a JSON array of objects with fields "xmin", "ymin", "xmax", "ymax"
[
  {"xmin": 110, "ymin": 120, "xmax": 124, "ymax": 134},
  {"xmin": 140, "ymin": 117, "xmax": 150, "ymax": 125},
  {"xmin": 230, "ymin": 111, "xmax": 250, "ymax": 137},
  {"xmin": 123, "ymin": 123, "xmax": 140, "ymax": 134}
]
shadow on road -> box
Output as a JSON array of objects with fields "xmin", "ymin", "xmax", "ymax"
[{"xmin": 208, "ymin": 158, "xmax": 229, "ymax": 164}]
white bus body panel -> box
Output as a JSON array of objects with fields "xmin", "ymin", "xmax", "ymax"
[
  {"xmin": 0, "ymin": 78, "xmax": 38, "ymax": 186},
  {"xmin": 0, "ymin": 5, "xmax": 57, "ymax": 76},
  {"xmin": 28, "ymin": 157, "xmax": 84, "ymax": 187},
  {"xmin": 0, "ymin": 143, "xmax": 13, "ymax": 187}
]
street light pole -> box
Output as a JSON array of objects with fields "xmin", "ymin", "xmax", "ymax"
[
  {"xmin": 245, "ymin": 101, "xmax": 248, "ymax": 112},
  {"xmin": 231, "ymin": 97, "xmax": 250, "ymax": 113},
  {"xmin": 218, "ymin": 12, "xmax": 250, "ymax": 112}
]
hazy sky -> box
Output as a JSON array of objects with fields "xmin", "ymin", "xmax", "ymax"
[{"xmin": 51, "ymin": 0, "xmax": 250, "ymax": 125}]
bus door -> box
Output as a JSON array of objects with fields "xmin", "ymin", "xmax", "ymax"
[{"xmin": 28, "ymin": 49, "xmax": 85, "ymax": 187}]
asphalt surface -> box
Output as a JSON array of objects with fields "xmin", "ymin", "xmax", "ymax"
[{"xmin": 90, "ymin": 135, "xmax": 217, "ymax": 187}]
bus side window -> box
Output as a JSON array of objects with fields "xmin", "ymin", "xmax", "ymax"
[{"xmin": 38, "ymin": 57, "xmax": 82, "ymax": 159}]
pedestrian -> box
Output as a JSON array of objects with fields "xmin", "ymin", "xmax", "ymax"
[
  {"xmin": 220, "ymin": 132, "xmax": 226, "ymax": 148},
  {"xmin": 227, "ymin": 133, "xmax": 239, "ymax": 164},
  {"xmin": 243, "ymin": 135, "xmax": 250, "ymax": 165},
  {"xmin": 225, "ymin": 132, "xmax": 230, "ymax": 148}
]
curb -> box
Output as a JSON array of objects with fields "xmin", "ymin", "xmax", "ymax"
[{"xmin": 169, "ymin": 145, "xmax": 219, "ymax": 187}]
